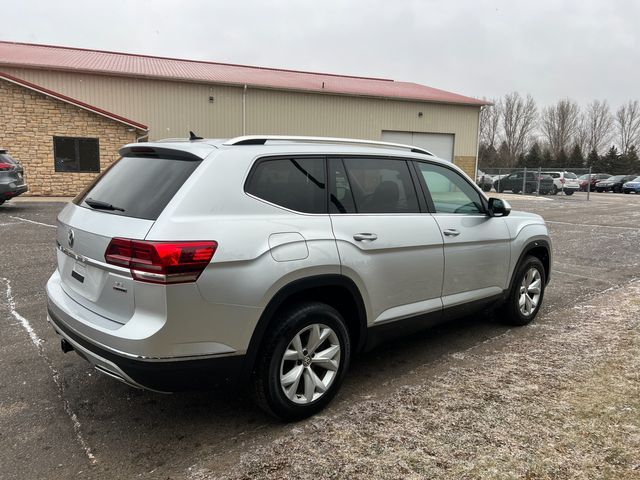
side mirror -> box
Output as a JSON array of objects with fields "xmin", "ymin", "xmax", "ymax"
[{"xmin": 488, "ymin": 197, "xmax": 511, "ymax": 217}]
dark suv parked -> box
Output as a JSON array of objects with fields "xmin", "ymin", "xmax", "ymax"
[
  {"xmin": 595, "ymin": 175, "xmax": 637, "ymax": 193},
  {"xmin": 0, "ymin": 150, "xmax": 28, "ymax": 204},
  {"xmin": 494, "ymin": 171, "xmax": 553, "ymax": 194}
]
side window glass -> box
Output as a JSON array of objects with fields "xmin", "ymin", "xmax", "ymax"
[
  {"xmin": 341, "ymin": 158, "xmax": 420, "ymax": 214},
  {"xmin": 328, "ymin": 158, "xmax": 356, "ymax": 213},
  {"xmin": 416, "ymin": 162, "xmax": 484, "ymax": 214},
  {"xmin": 245, "ymin": 157, "xmax": 326, "ymax": 213}
]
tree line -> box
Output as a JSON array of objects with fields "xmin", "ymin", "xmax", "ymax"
[{"xmin": 479, "ymin": 93, "xmax": 640, "ymax": 174}]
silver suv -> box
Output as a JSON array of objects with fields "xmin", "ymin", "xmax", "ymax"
[{"xmin": 46, "ymin": 135, "xmax": 552, "ymax": 420}]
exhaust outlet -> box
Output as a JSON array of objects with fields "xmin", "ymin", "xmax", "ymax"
[{"xmin": 60, "ymin": 338, "xmax": 74, "ymax": 353}]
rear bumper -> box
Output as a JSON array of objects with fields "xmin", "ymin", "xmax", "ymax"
[
  {"xmin": 48, "ymin": 306, "xmax": 245, "ymax": 392},
  {"xmin": 0, "ymin": 182, "xmax": 28, "ymax": 199}
]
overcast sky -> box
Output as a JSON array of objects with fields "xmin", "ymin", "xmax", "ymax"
[{"xmin": 3, "ymin": 0, "xmax": 639, "ymax": 108}]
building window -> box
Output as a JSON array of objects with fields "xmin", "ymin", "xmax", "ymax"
[{"xmin": 53, "ymin": 137, "xmax": 100, "ymax": 172}]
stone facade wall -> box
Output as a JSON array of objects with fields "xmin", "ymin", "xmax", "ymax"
[
  {"xmin": 454, "ymin": 156, "xmax": 477, "ymax": 178},
  {"xmin": 0, "ymin": 79, "xmax": 142, "ymax": 196}
]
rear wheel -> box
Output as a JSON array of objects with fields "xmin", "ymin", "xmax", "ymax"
[
  {"xmin": 482, "ymin": 184, "xmax": 492, "ymax": 192},
  {"xmin": 512, "ymin": 187, "xmax": 520, "ymax": 194},
  {"xmin": 565, "ymin": 190, "xmax": 574, "ymax": 196},
  {"xmin": 0, "ymin": 199, "xmax": 4, "ymax": 205},
  {"xmin": 252, "ymin": 302, "xmax": 351, "ymax": 421},
  {"xmin": 499, "ymin": 256, "xmax": 546, "ymax": 326},
  {"xmin": 551, "ymin": 185, "xmax": 558, "ymax": 195}
]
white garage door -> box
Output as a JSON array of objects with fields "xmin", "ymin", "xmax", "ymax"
[{"xmin": 381, "ymin": 131, "xmax": 454, "ymax": 162}]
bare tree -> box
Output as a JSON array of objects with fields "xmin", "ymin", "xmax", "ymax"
[
  {"xmin": 580, "ymin": 100, "xmax": 614, "ymax": 155},
  {"xmin": 500, "ymin": 92, "xmax": 538, "ymax": 166},
  {"xmin": 479, "ymin": 100, "xmax": 500, "ymax": 149},
  {"xmin": 616, "ymin": 100, "xmax": 640, "ymax": 154},
  {"xmin": 540, "ymin": 99, "xmax": 581, "ymax": 157}
]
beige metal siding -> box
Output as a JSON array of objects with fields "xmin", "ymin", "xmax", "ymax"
[{"xmin": 0, "ymin": 67, "xmax": 480, "ymax": 156}]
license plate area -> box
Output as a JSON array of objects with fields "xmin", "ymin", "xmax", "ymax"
[{"xmin": 71, "ymin": 261, "xmax": 86, "ymax": 283}]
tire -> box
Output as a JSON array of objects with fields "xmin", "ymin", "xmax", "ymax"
[
  {"xmin": 252, "ymin": 302, "xmax": 351, "ymax": 421},
  {"xmin": 498, "ymin": 186, "xmax": 505, "ymax": 193},
  {"xmin": 498, "ymin": 255, "xmax": 546, "ymax": 326},
  {"xmin": 512, "ymin": 187, "xmax": 520, "ymax": 194},
  {"xmin": 551, "ymin": 185, "xmax": 558, "ymax": 195},
  {"xmin": 624, "ymin": 190, "xmax": 630, "ymax": 194},
  {"xmin": 482, "ymin": 184, "xmax": 492, "ymax": 192},
  {"xmin": 614, "ymin": 186, "xmax": 621, "ymax": 193},
  {"xmin": 0, "ymin": 199, "xmax": 4, "ymax": 205},
  {"xmin": 525, "ymin": 184, "xmax": 534, "ymax": 194},
  {"xmin": 565, "ymin": 190, "xmax": 574, "ymax": 196}
]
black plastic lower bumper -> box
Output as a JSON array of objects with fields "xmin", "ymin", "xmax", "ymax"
[{"xmin": 48, "ymin": 307, "xmax": 245, "ymax": 392}]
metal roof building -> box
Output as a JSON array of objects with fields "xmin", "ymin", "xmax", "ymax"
[{"xmin": 0, "ymin": 41, "xmax": 487, "ymax": 195}]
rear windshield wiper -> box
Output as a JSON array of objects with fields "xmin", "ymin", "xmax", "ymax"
[{"xmin": 85, "ymin": 197, "xmax": 125, "ymax": 212}]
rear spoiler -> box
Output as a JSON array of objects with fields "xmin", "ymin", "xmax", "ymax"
[{"xmin": 118, "ymin": 145, "xmax": 210, "ymax": 161}]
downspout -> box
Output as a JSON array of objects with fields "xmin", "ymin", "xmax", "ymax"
[
  {"xmin": 475, "ymin": 105, "xmax": 484, "ymax": 180},
  {"xmin": 136, "ymin": 131, "xmax": 149, "ymax": 143},
  {"xmin": 242, "ymin": 84, "xmax": 247, "ymax": 135}
]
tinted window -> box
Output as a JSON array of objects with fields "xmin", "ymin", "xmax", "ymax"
[
  {"xmin": 416, "ymin": 162, "xmax": 484, "ymax": 214},
  {"xmin": 564, "ymin": 172, "xmax": 577, "ymax": 179},
  {"xmin": 341, "ymin": 158, "xmax": 419, "ymax": 214},
  {"xmin": 54, "ymin": 137, "xmax": 100, "ymax": 172},
  {"xmin": 246, "ymin": 158, "xmax": 326, "ymax": 213},
  {"xmin": 78, "ymin": 156, "xmax": 202, "ymax": 220},
  {"xmin": 328, "ymin": 158, "xmax": 356, "ymax": 214}
]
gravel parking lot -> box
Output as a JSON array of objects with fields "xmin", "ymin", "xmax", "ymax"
[{"xmin": 1, "ymin": 192, "xmax": 639, "ymax": 479}]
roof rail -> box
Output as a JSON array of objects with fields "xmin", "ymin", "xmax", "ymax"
[{"xmin": 222, "ymin": 135, "xmax": 434, "ymax": 156}]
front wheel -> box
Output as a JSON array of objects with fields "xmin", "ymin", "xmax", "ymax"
[
  {"xmin": 252, "ymin": 302, "xmax": 351, "ymax": 421},
  {"xmin": 499, "ymin": 256, "xmax": 546, "ymax": 326}
]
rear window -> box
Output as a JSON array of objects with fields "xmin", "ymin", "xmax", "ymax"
[
  {"xmin": 76, "ymin": 156, "xmax": 202, "ymax": 220},
  {"xmin": 564, "ymin": 172, "xmax": 577, "ymax": 179}
]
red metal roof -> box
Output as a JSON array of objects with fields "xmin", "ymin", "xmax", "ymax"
[
  {"xmin": 0, "ymin": 71, "xmax": 148, "ymax": 130},
  {"xmin": 0, "ymin": 41, "xmax": 487, "ymax": 106}
]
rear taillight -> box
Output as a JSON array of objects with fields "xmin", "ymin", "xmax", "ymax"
[
  {"xmin": 105, "ymin": 238, "xmax": 217, "ymax": 284},
  {"xmin": 560, "ymin": 178, "xmax": 566, "ymax": 184},
  {"xmin": 0, "ymin": 162, "xmax": 14, "ymax": 171}
]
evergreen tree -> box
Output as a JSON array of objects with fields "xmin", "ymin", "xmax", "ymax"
[
  {"xmin": 541, "ymin": 148, "xmax": 553, "ymax": 168},
  {"xmin": 619, "ymin": 145, "xmax": 639, "ymax": 174},
  {"xmin": 555, "ymin": 148, "xmax": 569, "ymax": 168},
  {"xmin": 602, "ymin": 146, "xmax": 620, "ymax": 174},
  {"xmin": 568, "ymin": 143, "xmax": 585, "ymax": 167},
  {"xmin": 497, "ymin": 141, "xmax": 510, "ymax": 167},
  {"xmin": 525, "ymin": 142, "xmax": 542, "ymax": 168},
  {"xmin": 586, "ymin": 149, "xmax": 604, "ymax": 172}
]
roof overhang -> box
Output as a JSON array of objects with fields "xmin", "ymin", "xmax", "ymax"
[{"xmin": 0, "ymin": 71, "xmax": 148, "ymax": 131}]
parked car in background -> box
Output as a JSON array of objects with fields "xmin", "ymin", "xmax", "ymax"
[
  {"xmin": 595, "ymin": 175, "xmax": 637, "ymax": 193},
  {"xmin": 0, "ymin": 149, "xmax": 28, "ymax": 204},
  {"xmin": 541, "ymin": 171, "xmax": 580, "ymax": 195},
  {"xmin": 622, "ymin": 176, "xmax": 640, "ymax": 194},
  {"xmin": 45, "ymin": 135, "xmax": 552, "ymax": 420},
  {"xmin": 578, "ymin": 173, "xmax": 611, "ymax": 191},
  {"xmin": 494, "ymin": 171, "xmax": 554, "ymax": 194},
  {"xmin": 476, "ymin": 170, "xmax": 494, "ymax": 192}
]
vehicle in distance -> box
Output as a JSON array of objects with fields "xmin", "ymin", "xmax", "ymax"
[
  {"xmin": 578, "ymin": 173, "xmax": 611, "ymax": 191},
  {"xmin": 493, "ymin": 171, "xmax": 554, "ymax": 195},
  {"xmin": 46, "ymin": 135, "xmax": 552, "ymax": 420},
  {"xmin": 595, "ymin": 175, "xmax": 637, "ymax": 193},
  {"xmin": 0, "ymin": 149, "xmax": 28, "ymax": 204},
  {"xmin": 622, "ymin": 176, "xmax": 640, "ymax": 194},
  {"xmin": 541, "ymin": 171, "xmax": 580, "ymax": 195},
  {"xmin": 476, "ymin": 170, "xmax": 494, "ymax": 192}
]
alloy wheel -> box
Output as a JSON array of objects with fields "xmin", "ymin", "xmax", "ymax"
[
  {"xmin": 518, "ymin": 267, "xmax": 542, "ymax": 316},
  {"xmin": 279, "ymin": 324, "xmax": 341, "ymax": 404}
]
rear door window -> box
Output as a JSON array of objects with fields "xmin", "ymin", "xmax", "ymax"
[
  {"xmin": 76, "ymin": 156, "xmax": 202, "ymax": 220},
  {"xmin": 340, "ymin": 157, "xmax": 420, "ymax": 214},
  {"xmin": 245, "ymin": 157, "xmax": 326, "ymax": 213}
]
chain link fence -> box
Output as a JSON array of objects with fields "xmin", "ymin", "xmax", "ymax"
[{"xmin": 476, "ymin": 166, "xmax": 595, "ymax": 200}]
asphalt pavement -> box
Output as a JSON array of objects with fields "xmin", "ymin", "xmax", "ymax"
[{"xmin": 1, "ymin": 191, "xmax": 639, "ymax": 479}]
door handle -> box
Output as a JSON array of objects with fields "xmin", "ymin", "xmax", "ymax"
[
  {"xmin": 353, "ymin": 233, "xmax": 378, "ymax": 241},
  {"xmin": 442, "ymin": 229, "xmax": 460, "ymax": 237}
]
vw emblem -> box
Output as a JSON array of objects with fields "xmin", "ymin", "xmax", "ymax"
[{"xmin": 68, "ymin": 228, "xmax": 75, "ymax": 248}]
